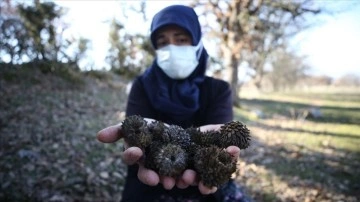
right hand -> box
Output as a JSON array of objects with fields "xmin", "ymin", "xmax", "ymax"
[{"xmin": 96, "ymin": 121, "xmax": 161, "ymax": 187}]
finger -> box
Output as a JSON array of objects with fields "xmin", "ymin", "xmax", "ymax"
[
  {"xmin": 198, "ymin": 181, "xmax": 218, "ymax": 195},
  {"xmin": 181, "ymin": 169, "xmax": 197, "ymax": 186},
  {"xmin": 143, "ymin": 117, "xmax": 156, "ymax": 124},
  {"xmin": 137, "ymin": 165, "xmax": 160, "ymax": 186},
  {"xmin": 144, "ymin": 117, "xmax": 169, "ymax": 127},
  {"xmin": 160, "ymin": 176, "xmax": 176, "ymax": 190},
  {"xmin": 199, "ymin": 124, "xmax": 223, "ymax": 132},
  {"xmin": 122, "ymin": 147, "xmax": 143, "ymax": 165},
  {"xmin": 97, "ymin": 124, "xmax": 122, "ymax": 143},
  {"xmin": 226, "ymin": 146, "xmax": 241, "ymax": 161},
  {"xmin": 176, "ymin": 178, "xmax": 189, "ymax": 189}
]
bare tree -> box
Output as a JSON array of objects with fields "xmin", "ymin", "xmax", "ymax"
[
  {"xmin": 0, "ymin": 18, "xmax": 33, "ymax": 63},
  {"xmin": 191, "ymin": 0, "xmax": 320, "ymax": 106},
  {"xmin": 17, "ymin": 1, "xmax": 63, "ymax": 61},
  {"xmin": 105, "ymin": 1, "xmax": 155, "ymax": 79},
  {"xmin": 267, "ymin": 49, "xmax": 309, "ymax": 91},
  {"xmin": 333, "ymin": 74, "xmax": 360, "ymax": 87},
  {"xmin": 106, "ymin": 18, "xmax": 152, "ymax": 79}
]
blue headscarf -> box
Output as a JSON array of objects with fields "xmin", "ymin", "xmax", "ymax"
[{"xmin": 140, "ymin": 5, "xmax": 209, "ymax": 125}]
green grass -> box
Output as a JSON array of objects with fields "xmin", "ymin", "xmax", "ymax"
[{"xmin": 234, "ymin": 87, "xmax": 360, "ymax": 200}]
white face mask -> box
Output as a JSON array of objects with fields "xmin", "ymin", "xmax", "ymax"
[{"xmin": 156, "ymin": 42, "xmax": 203, "ymax": 79}]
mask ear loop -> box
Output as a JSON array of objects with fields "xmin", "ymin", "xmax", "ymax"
[{"xmin": 195, "ymin": 41, "xmax": 204, "ymax": 60}]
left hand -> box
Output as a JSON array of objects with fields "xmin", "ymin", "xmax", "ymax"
[{"xmin": 173, "ymin": 124, "xmax": 241, "ymax": 194}]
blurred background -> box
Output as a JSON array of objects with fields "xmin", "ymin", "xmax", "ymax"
[{"xmin": 1, "ymin": 0, "xmax": 359, "ymax": 202}]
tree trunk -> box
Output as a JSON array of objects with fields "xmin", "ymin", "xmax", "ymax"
[
  {"xmin": 231, "ymin": 55, "xmax": 241, "ymax": 107},
  {"xmin": 222, "ymin": 45, "xmax": 241, "ymax": 107}
]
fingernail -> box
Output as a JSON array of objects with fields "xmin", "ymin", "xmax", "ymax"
[{"xmin": 211, "ymin": 187, "xmax": 218, "ymax": 193}]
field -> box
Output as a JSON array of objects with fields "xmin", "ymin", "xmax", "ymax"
[
  {"xmin": 0, "ymin": 67, "xmax": 359, "ymax": 201},
  {"xmin": 235, "ymin": 87, "xmax": 360, "ymax": 201}
]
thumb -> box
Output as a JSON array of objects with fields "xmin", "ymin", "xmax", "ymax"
[
  {"xmin": 226, "ymin": 146, "xmax": 240, "ymax": 161},
  {"xmin": 97, "ymin": 124, "xmax": 122, "ymax": 143}
]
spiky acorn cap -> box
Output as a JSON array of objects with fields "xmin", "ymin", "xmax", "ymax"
[
  {"xmin": 216, "ymin": 121, "xmax": 251, "ymax": 149},
  {"xmin": 193, "ymin": 146, "xmax": 236, "ymax": 187},
  {"xmin": 186, "ymin": 127, "xmax": 202, "ymax": 143},
  {"xmin": 184, "ymin": 142, "xmax": 201, "ymax": 170},
  {"xmin": 121, "ymin": 115, "xmax": 152, "ymax": 149},
  {"xmin": 164, "ymin": 125, "xmax": 192, "ymax": 150},
  {"xmin": 146, "ymin": 142, "xmax": 188, "ymax": 177},
  {"xmin": 201, "ymin": 130, "xmax": 221, "ymax": 147},
  {"xmin": 187, "ymin": 127, "xmax": 216, "ymax": 147},
  {"xmin": 148, "ymin": 120, "xmax": 167, "ymax": 142},
  {"xmin": 120, "ymin": 116, "xmax": 250, "ymax": 181},
  {"xmin": 144, "ymin": 141, "xmax": 162, "ymax": 171}
]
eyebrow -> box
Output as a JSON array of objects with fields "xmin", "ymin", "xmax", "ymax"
[{"xmin": 156, "ymin": 31, "xmax": 189, "ymax": 40}]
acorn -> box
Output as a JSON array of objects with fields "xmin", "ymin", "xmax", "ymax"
[
  {"xmin": 186, "ymin": 127, "xmax": 201, "ymax": 143},
  {"xmin": 145, "ymin": 142, "xmax": 188, "ymax": 177},
  {"xmin": 119, "ymin": 116, "xmax": 251, "ymax": 182},
  {"xmin": 193, "ymin": 146, "xmax": 237, "ymax": 187},
  {"xmin": 121, "ymin": 115, "xmax": 152, "ymax": 149},
  {"xmin": 184, "ymin": 142, "xmax": 201, "ymax": 170},
  {"xmin": 148, "ymin": 120, "xmax": 167, "ymax": 142},
  {"xmin": 201, "ymin": 130, "xmax": 221, "ymax": 147},
  {"xmin": 144, "ymin": 141, "xmax": 161, "ymax": 172},
  {"xmin": 164, "ymin": 125, "xmax": 192, "ymax": 151},
  {"xmin": 187, "ymin": 127, "xmax": 217, "ymax": 147},
  {"xmin": 216, "ymin": 121, "xmax": 251, "ymax": 149}
]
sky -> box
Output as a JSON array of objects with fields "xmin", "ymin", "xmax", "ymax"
[
  {"xmin": 52, "ymin": 0, "xmax": 360, "ymax": 79},
  {"xmin": 290, "ymin": 0, "xmax": 360, "ymax": 78}
]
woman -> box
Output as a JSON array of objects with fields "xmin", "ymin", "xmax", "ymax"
[{"xmin": 97, "ymin": 5, "xmax": 248, "ymax": 202}]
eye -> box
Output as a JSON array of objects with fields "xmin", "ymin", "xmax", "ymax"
[
  {"xmin": 177, "ymin": 37, "xmax": 190, "ymax": 45},
  {"xmin": 175, "ymin": 35, "xmax": 191, "ymax": 45},
  {"xmin": 156, "ymin": 39, "xmax": 168, "ymax": 48},
  {"xmin": 157, "ymin": 42, "xmax": 167, "ymax": 48}
]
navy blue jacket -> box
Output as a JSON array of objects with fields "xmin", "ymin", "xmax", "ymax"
[
  {"xmin": 121, "ymin": 76, "xmax": 233, "ymax": 202},
  {"xmin": 126, "ymin": 76, "xmax": 233, "ymax": 128}
]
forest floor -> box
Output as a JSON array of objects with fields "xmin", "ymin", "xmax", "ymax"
[{"xmin": 0, "ymin": 66, "xmax": 359, "ymax": 202}]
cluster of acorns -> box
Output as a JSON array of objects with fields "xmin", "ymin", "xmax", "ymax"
[{"xmin": 121, "ymin": 115, "xmax": 251, "ymax": 187}]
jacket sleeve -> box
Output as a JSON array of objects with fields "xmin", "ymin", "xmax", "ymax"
[
  {"xmin": 202, "ymin": 78, "xmax": 233, "ymax": 125},
  {"xmin": 125, "ymin": 77, "xmax": 156, "ymax": 118}
]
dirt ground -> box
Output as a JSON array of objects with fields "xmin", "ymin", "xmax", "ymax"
[{"xmin": 0, "ymin": 68, "xmax": 358, "ymax": 202}]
